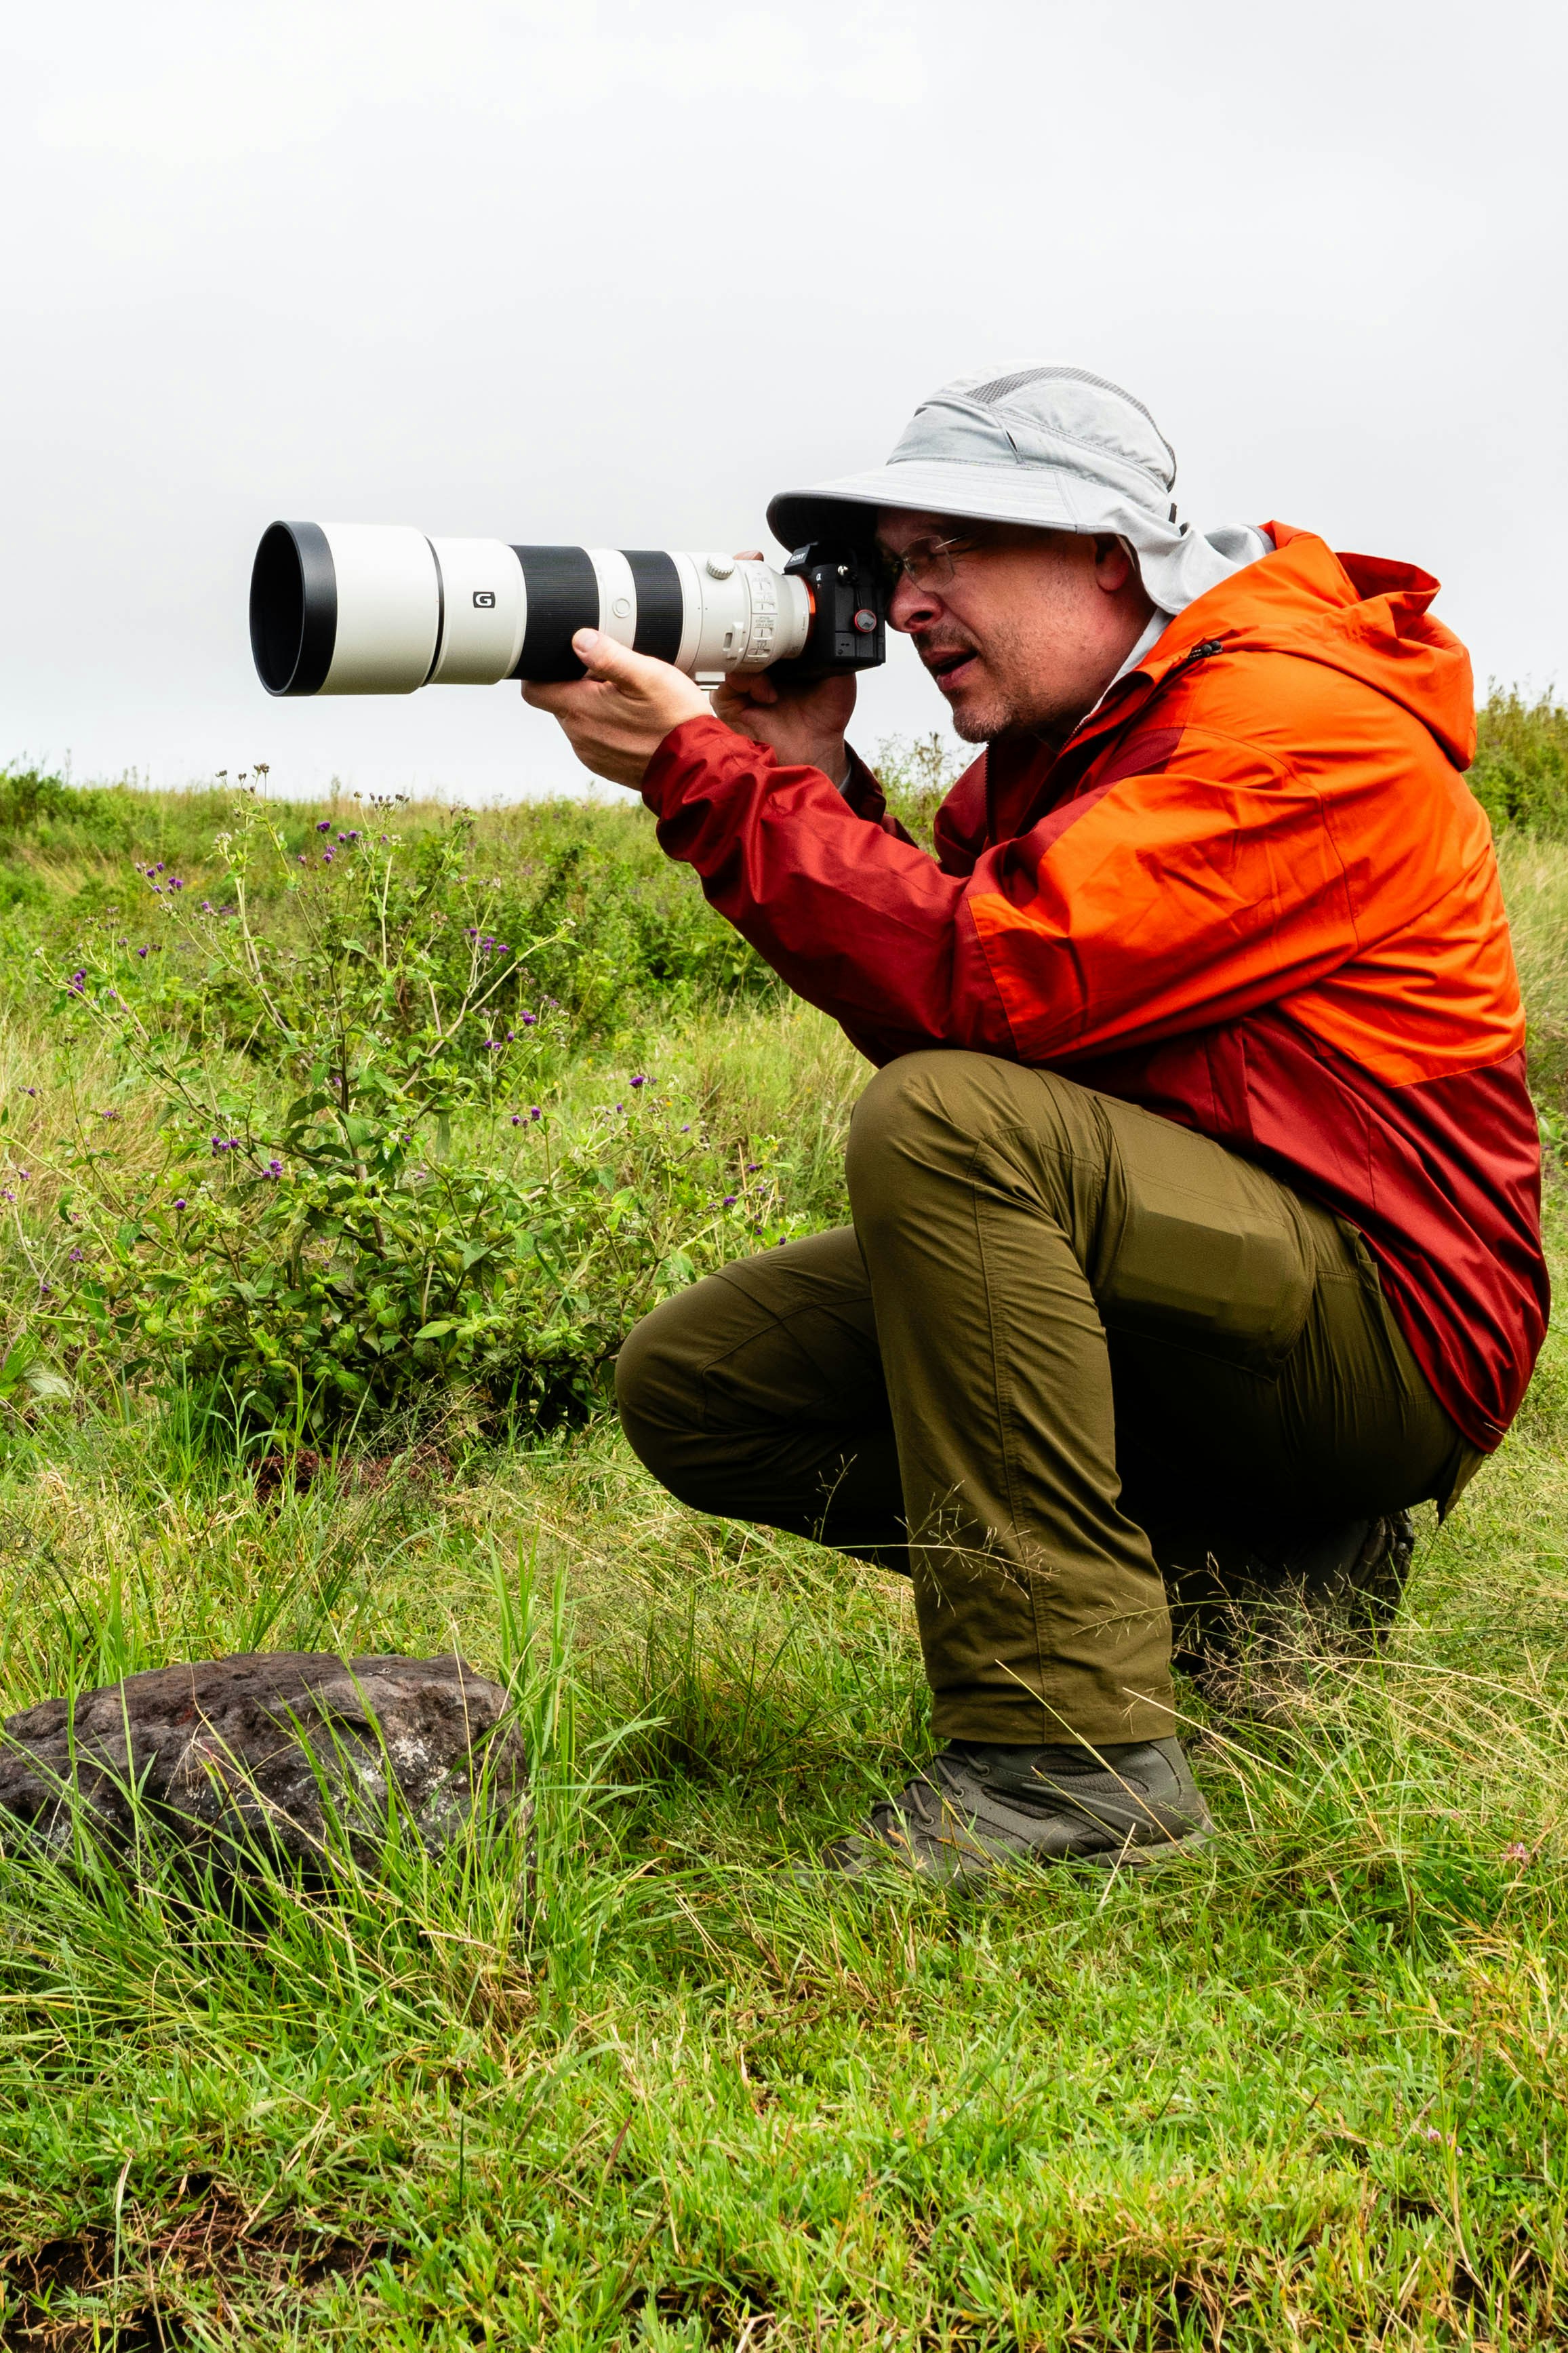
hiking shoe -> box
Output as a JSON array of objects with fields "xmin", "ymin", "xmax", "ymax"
[{"xmin": 824, "ymin": 1737, "xmax": 1211, "ymax": 1883}]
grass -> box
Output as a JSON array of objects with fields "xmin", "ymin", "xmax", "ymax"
[{"xmin": 0, "ymin": 776, "xmax": 1562, "ymax": 2346}]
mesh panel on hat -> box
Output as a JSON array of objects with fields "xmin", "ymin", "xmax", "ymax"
[{"xmin": 952, "ymin": 365, "xmax": 1178, "ymax": 484}]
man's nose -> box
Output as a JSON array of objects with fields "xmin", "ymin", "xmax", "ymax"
[{"xmin": 887, "ymin": 573, "xmax": 943, "ymax": 634}]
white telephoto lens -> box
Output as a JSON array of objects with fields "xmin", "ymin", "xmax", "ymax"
[
  {"xmin": 317, "ymin": 526, "xmax": 442, "ymax": 694},
  {"xmin": 252, "ymin": 522, "xmax": 823, "ymax": 696},
  {"xmin": 426, "ymin": 540, "xmax": 527, "ymax": 684}
]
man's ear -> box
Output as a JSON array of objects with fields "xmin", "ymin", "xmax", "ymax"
[{"xmin": 1091, "ymin": 534, "xmax": 1138, "ymax": 593}]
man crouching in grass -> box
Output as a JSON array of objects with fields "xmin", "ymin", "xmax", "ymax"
[{"xmin": 524, "ymin": 366, "xmax": 1547, "ymax": 1881}]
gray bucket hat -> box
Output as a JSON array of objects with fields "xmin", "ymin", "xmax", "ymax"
[{"xmin": 767, "ymin": 363, "xmax": 1268, "ymax": 615}]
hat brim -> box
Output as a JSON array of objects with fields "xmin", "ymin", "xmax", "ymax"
[{"xmin": 767, "ymin": 458, "xmax": 1093, "ymax": 551}]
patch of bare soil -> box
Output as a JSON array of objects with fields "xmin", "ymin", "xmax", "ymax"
[{"xmin": 1, "ymin": 2182, "xmax": 390, "ymax": 2348}]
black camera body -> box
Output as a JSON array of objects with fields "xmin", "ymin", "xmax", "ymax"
[{"xmin": 778, "ymin": 544, "xmax": 887, "ymax": 680}]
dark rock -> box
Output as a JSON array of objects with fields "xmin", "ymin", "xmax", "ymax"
[{"xmin": 0, "ymin": 1651, "xmax": 530, "ymax": 1880}]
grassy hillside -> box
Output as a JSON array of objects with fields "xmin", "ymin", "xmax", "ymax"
[{"xmin": 0, "ymin": 726, "xmax": 1563, "ymax": 2348}]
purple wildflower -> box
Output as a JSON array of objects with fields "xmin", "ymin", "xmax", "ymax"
[
  {"xmin": 521, "ymin": 1012, "xmax": 537, "ymax": 1027},
  {"xmin": 155, "ymin": 862, "xmax": 165, "ymax": 873},
  {"xmin": 630, "ymin": 1075, "xmax": 647, "ymax": 1089},
  {"xmin": 22, "ymin": 1088, "xmax": 36, "ymax": 1098},
  {"xmin": 510, "ymin": 1113, "xmax": 521, "ymax": 1126},
  {"xmin": 679, "ymin": 1124, "xmax": 691, "ymax": 1134},
  {"xmin": 745, "ymin": 1161, "xmax": 760, "ymax": 1171},
  {"xmin": 38, "ymin": 1282, "xmax": 52, "ymax": 1298},
  {"xmin": 317, "ymin": 819, "xmax": 331, "ymax": 833},
  {"xmin": 529, "ymin": 1107, "xmax": 541, "ymax": 1121},
  {"xmin": 174, "ymin": 1196, "xmax": 186, "ymax": 1210},
  {"xmin": 1, "ymin": 1190, "xmax": 12, "ymax": 1204},
  {"xmin": 322, "ymin": 850, "xmax": 333, "ymax": 864},
  {"xmin": 723, "ymin": 1195, "xmax": 737, "ymax": 1207},
  {"xmin": 505, "ymin": 1029, "xmax": 515, "ymax": 1042},
  {"xmin": 138, "ymin": 947, "xmax": 148, "ymax": 959},
  {"xmin": 68, "ymin": 1248, "xmax": 83, "ymax": 1262},
  {"xmin": 17, "ymin": 1171, "xmax": 28, "ymax": 1183}
]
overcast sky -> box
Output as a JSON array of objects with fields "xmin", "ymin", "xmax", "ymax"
[{"xmin": 3, "ymin": 0, "xmax": 1563, "ymax": 802}]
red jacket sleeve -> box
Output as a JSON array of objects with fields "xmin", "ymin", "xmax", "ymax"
[
  {"xmin": 641, "ymin": 707, "xmax": 1372, "ymax": 1070},
  {"xmin": 642, "ymin": 717, "xmax": 1016, "ymax": 1065}
]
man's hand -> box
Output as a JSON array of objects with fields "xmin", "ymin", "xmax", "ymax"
[
  {"xmin": 523, "ymin": 631, "xmax": 710, "ymax": 791},
  {"xmin": 710, "ymin": 669, "xmax": 858, "ymax": 787}
]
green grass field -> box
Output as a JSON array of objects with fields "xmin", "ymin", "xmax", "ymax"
[{"xmin": 0, "ymin": 742, "xmax": 1563, "ymax": 2350}]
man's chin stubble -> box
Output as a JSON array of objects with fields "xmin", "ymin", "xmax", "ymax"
[{"xmin": 948, "ymin": 694, "xmax": 1018, "ymax": 745}]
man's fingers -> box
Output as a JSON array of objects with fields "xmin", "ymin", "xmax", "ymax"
[{"xmin": 571, "ymin": 627, "xmax": 655, "ymax": 690}]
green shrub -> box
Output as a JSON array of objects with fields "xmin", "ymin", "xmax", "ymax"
[
  {"xmin": 54, "ymin": 1087, "xmax": 799, "ymax": 1438},
  {"xmin": 1469, "ymin": 688, "xmax": 1568, "ymax": 835},
  {"xmin": 871, "ymin": 732, "xmax": 965, "ymax": 850},
  {"xmin": 28, "ymin": 793, "xmax": 806, "ymax": 1433}
]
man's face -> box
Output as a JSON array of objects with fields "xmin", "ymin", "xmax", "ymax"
[{"xmin": 875, "ymin": 511, "xmax": 1153, "ymax": 745}]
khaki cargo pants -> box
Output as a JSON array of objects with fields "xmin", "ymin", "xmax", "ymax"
[{"xmin": 616, "ymin": 1052, "xmax": 1478, "ymax": 1745}]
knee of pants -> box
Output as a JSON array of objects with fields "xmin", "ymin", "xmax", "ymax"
[
  {"xmin": 845, "ymin": 1051, "xmax": 966, "ymax": 1246},
  {"xmin": 614, "ymin": 1291, "xmax": 706, "ymax": 1492},
  {"xmin": 846, "ymin": 1049, "xmax": 1098, "ymax": 1248}
]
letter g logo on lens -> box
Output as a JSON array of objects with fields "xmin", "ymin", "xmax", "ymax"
[{"xmin": 473, "ymin": 590, "xmax": 496, "ymax": 609}]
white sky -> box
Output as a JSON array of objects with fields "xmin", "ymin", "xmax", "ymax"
[{"xmin": 2, "ymin": 0, "xmax": 1563, "ymax": 802}]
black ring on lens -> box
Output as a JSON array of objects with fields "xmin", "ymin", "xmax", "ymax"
[
  {"xmin": 510, "ymin": 547, "xmax": 600, "ymax": 681},
  {"xmin": 250, "ymin": 521, "xmax": 337, "ymax": 696}
]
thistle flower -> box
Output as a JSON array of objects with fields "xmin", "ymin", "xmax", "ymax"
[
  {"xmin": 529, "ymin": 1107, "xmax": 541, "ymax": 1121},
  {"xmin": 317, "ymin": 819, "xmax": 331, "ymax": 833},
  {"xmin": 630, "ymin": 1074, "xmax": 647, "ymax": 1088},
  {"xmin": 174, "ymin": 1197, "xmax": 187, "ymax": 1210}
]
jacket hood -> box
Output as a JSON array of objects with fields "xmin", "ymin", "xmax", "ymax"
[{"xmin": 1133, "ymin": 524, "xmax": 1477, "ymax": 771}]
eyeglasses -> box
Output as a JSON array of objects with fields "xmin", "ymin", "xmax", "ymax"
[{"xmin": 874, "ymin": 532, "xmax": 979, "ymax": 594}]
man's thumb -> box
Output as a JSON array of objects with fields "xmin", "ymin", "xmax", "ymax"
[{"xmin": 572, "ymin": 627, "xmax": 645, "ymax": 687}]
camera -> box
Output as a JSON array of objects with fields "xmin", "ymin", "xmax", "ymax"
[{"xmin": 249, "ymin": 522, "xmax": 886, "ymax": 698}]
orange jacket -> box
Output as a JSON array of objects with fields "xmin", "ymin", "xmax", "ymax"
[{"xmin": 643, "ymin": 527, "xmax": 1548, "ymax": 1450}]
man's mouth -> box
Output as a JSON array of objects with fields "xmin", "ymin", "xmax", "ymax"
[{"xmin": 924, "ymin": 646, "xmax": 979, "ymax": 691}]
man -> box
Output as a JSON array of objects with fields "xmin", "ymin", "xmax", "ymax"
[{"xmin": 525, "ymin": 366, "xmax": 1548, "ymax": 1879}]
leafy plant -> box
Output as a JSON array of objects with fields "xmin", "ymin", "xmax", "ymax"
[
  {"xmin": 34, "ymin": 796, "xmax": 806, "ymax": 1433},
  {"xmin": 1470, "ymin": 686, "xmax": 1568, "ymax": 835}
]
